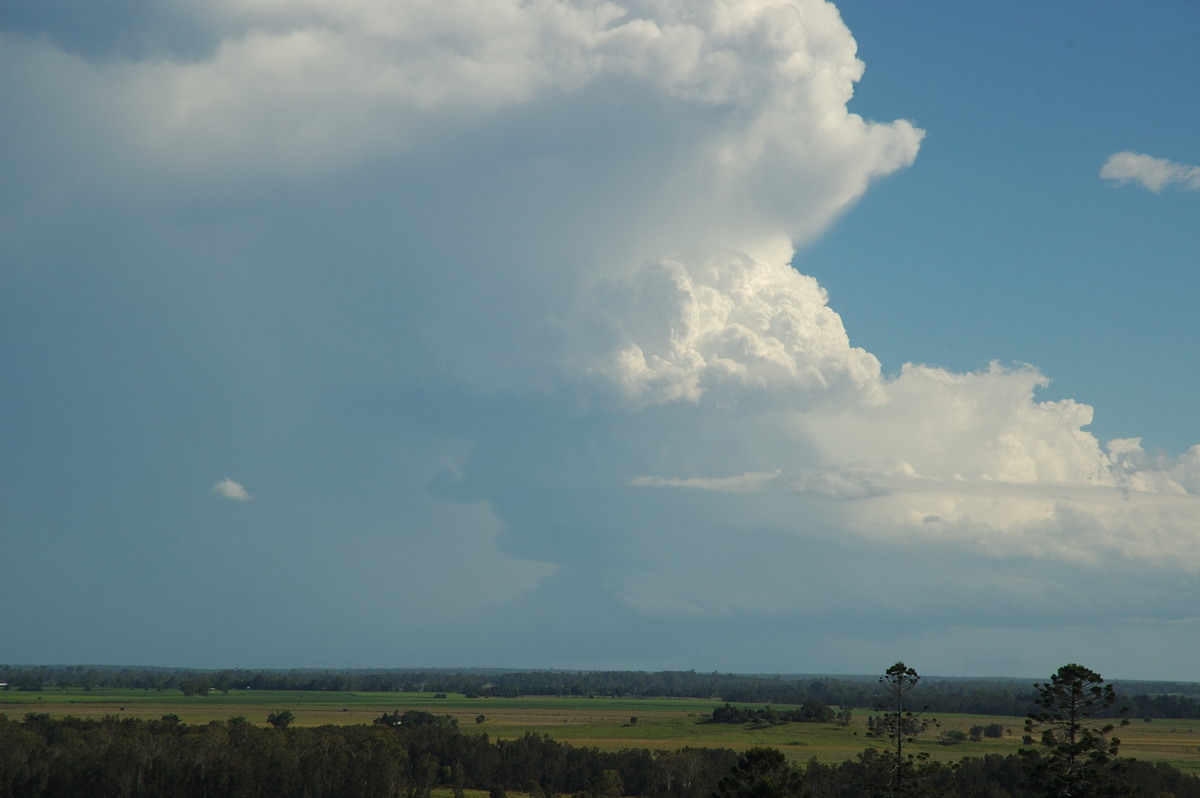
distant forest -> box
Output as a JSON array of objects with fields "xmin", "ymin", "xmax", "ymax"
[{"xmin": 4, "ymin": 665, "xmax": 1200, "ymax": 719}]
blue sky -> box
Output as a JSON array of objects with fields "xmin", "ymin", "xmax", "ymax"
[
  {"xmin": 2, "ymin": 0, "xmax": 1198, "ymax": 681},
  {"xmin": 810, "ymin": 0, "xmax": 1200, "ymax": 453}
]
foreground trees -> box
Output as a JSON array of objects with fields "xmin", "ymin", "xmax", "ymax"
[
  {"xmin": 267, "ymin": 709, "xmax": 296, "ymax": 729},
  {"xmin": 0, "ymin": 714, "xmax": 738, "ymax": 798},
  {"xmin": 3, "ymin": 709, "xmax": 1198, "ymax": 798},
  {"xmin": 714, "ymin": 748, "xmax": 805, "ymax": 798},
  {"xmin": 711, "ymin": 746, "xmax": 1200, "ymax": 798},
  {"xmin": 1022, "ymin": 663, "xmax": 1130, "ymax": 797},
  {"xmin": 865, "ymin": 662, "xmax": 939, "ymax": 797}
]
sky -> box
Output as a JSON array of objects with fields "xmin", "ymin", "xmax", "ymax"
[{"xmin": 2, "ymin": 0, "xmax": 1198, "ymax": 683}]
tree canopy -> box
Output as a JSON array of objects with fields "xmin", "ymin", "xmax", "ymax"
[{"xmin": 1022, "ymin": 663, "xmax": 1130, "ymax": 797}]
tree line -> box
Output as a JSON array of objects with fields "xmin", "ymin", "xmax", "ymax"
[
  {"xmin": 6, "ymin": 665, "xmax": 1200, "ymax": 718},
  {"xmin": 707, "ymin": 702, "xmax": 837, "ymax": 725}
]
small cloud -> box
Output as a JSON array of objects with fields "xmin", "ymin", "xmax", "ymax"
[
  {"xmin": 1100, "ymin": 151, "xmax": 1200, "ymax": 192},
  {"xmin": 632, "ymin": 471, "xmax": 781, "ymax": 492},
  {"xmin": 212, "ymin": 477, "xmax": 251, "ymax": 501}
]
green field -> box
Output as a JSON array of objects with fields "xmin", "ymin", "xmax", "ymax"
[{"xmin": 4, "ymin": 688, "xmax": 1198, "ymax": 774}]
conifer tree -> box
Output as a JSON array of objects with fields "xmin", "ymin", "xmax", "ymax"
[
  {"xmin": 866, "ymin": 662, "xmax": 939, "ymax": 797},
  {"xmin": 1022, "ymin": 663, "xmax": 1130, "ymax": 797}
]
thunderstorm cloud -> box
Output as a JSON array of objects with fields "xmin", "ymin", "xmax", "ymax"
[{"xmin": 2, "ymin": 0, "xmax": 1197, "ymax": 676}]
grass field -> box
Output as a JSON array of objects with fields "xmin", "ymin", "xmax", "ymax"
[{"xmin": 4, "ymin": 688, "xmax": 1198, "ymax": 775}]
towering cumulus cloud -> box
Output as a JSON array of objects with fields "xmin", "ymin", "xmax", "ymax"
[{"xmin": 3, "ymin": 0, "xmax": 1198, "ymax": 673}]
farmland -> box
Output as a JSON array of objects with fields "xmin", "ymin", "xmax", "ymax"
[{"xmin": 4, "ymin": 687, "xmax": 1198, "ymax": 774}]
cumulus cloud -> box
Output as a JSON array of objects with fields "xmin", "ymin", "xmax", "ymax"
[
  {"xmin": 1100, "ymin": 151, "xmax": 1200, "ymax": 191},
  {"xmin": 575, "ymin": 249, "xmax": 883, "ymax": 405},
  {"xmin": 212, "ymin": 477, "xmax": 251, "ymax": 501},
  {"xmin": 574, "ymin": 245, "xmax": 1200, "ymax": 582}
]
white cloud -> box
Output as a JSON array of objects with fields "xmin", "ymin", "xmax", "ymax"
[
  {"xmin": 576, "ymin": 244, "xmax": 1200, "ymax": 584},
  {"xmin": 572, "ymin": 245, "xmax": 1195, "ymax": 577},
  {"xmin": 574, "ymin": 249, "xmax": 885, "ymax": 406},
  {"xmin": 2, "ymin": 0, "xmax": 921, "ymax": 263},
  {"xmin": 807, "ymin": 362, "xmax": 1114, "ymax": 485},
  {"xmin": 1100, "ymin": 151, "xmax": 1200, "ymax": 192},
  {"xmin": 212, "ymin": 477, "xmax": 251, "ymax": 501}
]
